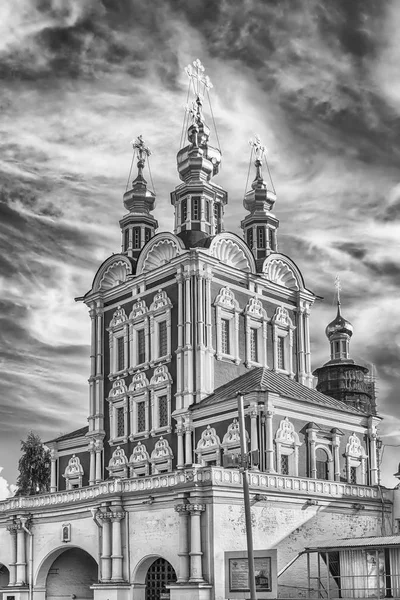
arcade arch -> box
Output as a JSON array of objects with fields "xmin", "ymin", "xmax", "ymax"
[{"xmin": 36, "ymin": 546, "xmax": 98, "ymax": 599}]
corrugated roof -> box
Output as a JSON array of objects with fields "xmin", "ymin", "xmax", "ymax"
[
  {"xmin": 307, "ymin": 535, "xmax": 400, "ymax": 551},
  {"xmin": 191, "ymin": 367, "xmax": 362, "ymax": 414},
  {"xmin": 46, "ymin": 426, "xmax": 89, "ymax": 444}
]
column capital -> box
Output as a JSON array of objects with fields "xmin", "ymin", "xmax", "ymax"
[
  {"xmin": 110, "ymin": 511, "xmax": 125, "ymax": 522},
  {"xmin": 187, "ymin": 503, "xmax": 205, "ymax": 514},
  {"xmin": 175, "ymin": 503, "xmax": 190, "ymax": 515},
  {"xmin": 7, "ymin": 523, "xmax": 18, "ymax": 534},
  {"xmin": 98, "ymin": 511, "xmax": 113, "ymax": 522}
]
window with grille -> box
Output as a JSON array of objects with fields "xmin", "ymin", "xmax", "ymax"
[
  {"xmin": 158, "ymin": 321, "xmax": 168, "ymax": 357},
  {"xmin": 205, "ymin": 200, "xmax": 210, "ymax": 222},
  {"xmin": 257, "ymin": 226, "xmax": 266, "ymax": 248},
  {"xmin": 145, "ymin": 558, "xmax": 177, "ymax": 600},
  {"xmin": 281, "ymin": 454, "xmax": 289, "ymax": 475},
  {"xmin": 133, "ymin": 227, "xmax": 141, "ymax": 249},
  {"xmin": 117, "ymin": 337, "xmax": 125, "ymax": 371},
  {"xmin": 277, "ymin": 336, "xmax": 285, "ymax": 370},
  {"xmin": 124, "ymin": 229, "xmax": 129, "ymax": 251},
  {"xmin": 214, "ymin": 203, "xmax": 221, "ymax": 232},
  {"xmin": 137, "ymin": 329, "xmax": 146, "ymax": 364},
  {"xmin": 250, "ymin": 327, "xmax": 258, "ymax": 362},
  {"xmin": 221, "ymin": 319, "xmax": 230, "ymax": 355},
  {"xmin": 269, "ymin": 228, "xmax": 274, "ymax": 249},
  {"xmin": 137, "ymin": 401, "xmax": 146, "ymax": 433},
  {"xmin": 181, "ymin": 199, "xmax": 187, "ymax": 222},
  {"xmin": 192, "ymin": 196, "xmax": 200, "ymax": 220},
  {"xmin": 350, "ymin": 466, "xmax": 357, "ymax": 484},
  {"xmin": 247, "ymin": 228, "xmax": 253, "ymax": 248},
  {"xmin": 116, "ymin": 407, "xmax": 125, "ymax": 437},
  {"xmin": 145, "ymin": 227, "xmax": 151, "ymax": 243},
  {"xmin": 159, "ymin": 395, "xmax": 168, "ymax": 428}
]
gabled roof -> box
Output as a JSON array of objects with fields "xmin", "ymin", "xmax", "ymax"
[
  {"xmin": 46, "ymin": 426, "xmax": 89, "ymax": 444},
  {"xmin": 191, "ymin": 367, "xmax": 363, "ymax": 415}
]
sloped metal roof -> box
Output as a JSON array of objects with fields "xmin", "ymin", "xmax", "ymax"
[
  {"xmin": 46, "ymin": 425, "xmax": 89, "ymax": 444},
  {"xmin": 191, "ymin": 367, "xmax": 363, "ymax": 414},
  {"xmin": 307, "ymin": 535, "xmax": 400, "ymax": 551}
]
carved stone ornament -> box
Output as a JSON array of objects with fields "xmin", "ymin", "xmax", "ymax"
[
  {"xmin": 110, "ymin": 306, "xmax": 128, "ymax": 328},
  {"xmin": 142, "ymin": 239, "xmax": 180, "ymax": 273},
  {"xmin": 195, "ymin": 424, "xmax": 221, "ymax": 466},
  {"xmin": 129, "ymin": 298, "xmax": 148, "ymax": 320},
  {"xmin": 99, "ymin": 260, "xmax": 129, "ymax": 290},
  {"xmin": 150, "ymin": 437, "xmax": 173, "ymax": 474},
  {"xmin": 264, "ymin": 259, "xmax": 299, "ymax": 291},
  {"xmin": 109, "ymin": 377, "xmax": 128, "ymax": 399},
  {"xmin": 214, "ymin": 287, "xmax": 239, "ymax": 311},
  {"xmin": 221, "ymin": 419, "xmax": 248, "ymax": 452},
  {"xmin": 150, "ymin": 364, "xmax": 172, "ymax": 386},
  {"xmin": 129, "ymin": 441, "xmax": 150, "ymax": 477},
  {"xmin": 107, "ymin": 446, "xmax": 128, "ymax": 476},
  {"xmin": 273, "ymin": 306, "xmax": 291, "ymax": 327},
  {"xmin": 346, "ymin": 433, "xmax": 366, "ymax": 458},
  {"xmin": 210, "ymin": 238, "xmax": 251, "ymax": 272},
  {"xmin": 129, "ymin": 372, "xmax": 149, "ymax": 393},
  {"xmin": 275, "ymin": 417, "xmax": 300, "ymax": 445},
  {"xmin": 244, "ymin": 297, "xmax": 267, "ymax": 319},
  {"xmin": 64, "ymin": 455, "xmax": 84, "ymax": 478},
  {"xmin": 150, "ymin": 289, "xmax": 172, "ymax": 312}
]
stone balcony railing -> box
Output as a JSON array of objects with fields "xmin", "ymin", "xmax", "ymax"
[{"xmin": 0, "ymin": 467, "xmax": 390, "ymax": 513}]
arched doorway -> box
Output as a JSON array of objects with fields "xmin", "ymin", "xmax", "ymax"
[
  {"xmin": 145, "ymin": 558, "xmax": 176, "ymax": 600},
  {"xmin": 45, "ymin": 548, "xmax": 98, "ymax": 600},
  {"xmin": 0, "ymin": 563, "xmax": 10, "ymax": 587}
]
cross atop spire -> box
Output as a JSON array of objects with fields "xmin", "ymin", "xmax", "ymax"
[
  {"xmin": 249, "ymin": 134, "xmax": 266, "ymax": 161},
  {"xmin": 334, "ymin": 274, "xmax": 341, "ymax": 306},
  {"xmin": 185, "ymin": 59, "xmax": 213, "ymax": 97},
  {"xmin": 131, "ymin": 135, "xmax": 151, "ymax": 180}
]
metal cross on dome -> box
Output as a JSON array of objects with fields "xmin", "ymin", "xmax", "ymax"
[
  {"xmin": 249, "ymin": 134, "xmax": 266, "ymax": 161},
  {"xmin": 131, "ymin": 135, "xmax": 151, "ymax": 161},
  {"xmin": 185, "ymin": 59, "xmax": 213, "ymax": 96},
  {"xmin": 335, "ymin": 274, "xmax": 342, "ymax": 304}
]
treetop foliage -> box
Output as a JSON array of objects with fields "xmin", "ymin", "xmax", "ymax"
[{"xmin": 15, "ymin": 431, "xmax": 51, "ymax": 497}]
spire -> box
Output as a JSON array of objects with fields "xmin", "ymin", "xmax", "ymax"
[
  {"xmin": 241, "ymin": 135, "xmax": 278, "ymax": 267},
  {"xmin": 171, "ymin": 59, "xmax": 227, "ymax": 247},
  {"xmin": 120, "ymin": 135, "xmax": 158, "ymax": 259},
  {"xmin": 325, "ymin": 276, "xmax": 353, "ymax": 358}
]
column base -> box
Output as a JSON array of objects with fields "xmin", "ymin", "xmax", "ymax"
[
  {"xmin": 92, "ymin": 582, "xmax": 131, "ymax": 600},
  {"xmin": 168, "ymin": 583, "xmax": 212, "ymax": 600}
]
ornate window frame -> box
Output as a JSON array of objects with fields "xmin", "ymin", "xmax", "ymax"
[
  {"xmin": 149, "ymin": 365, "xmax": 172, "ymax": 436},
  {"xmin": 271, "ymin": 306, "xmax": 295, "ymax": 377},
  {"xmin": 345, "ymin": 432, "xmax": 367, "ymax": 485},
  {"xmin": 315, "ymin": 445, "xmax": 334, "ymax": 481},
  {"xmin": 214, "ymin": 287, "xmax": 240, "ymax": 364},
  {"xmin": 107, "ymin": 446, "xmax": 129, "ymax": 478},
  {"xmin": 195, "ymin": 425, "xmax": 222, "ymax": 466},
  {"xmin": 107, "ymin": 306, "xmax": 129, "ymax": 377},
  {"xmin": 129, "ymin": 299, "xmax": 150, "ymax": 371},
  {"xmin": 150, "ymin": 436, "xmax": 174, "ymax": 474},
  {"xmin": 128, "ymin": 372, "xmax": 150, "ymax": 440},
  {"xmin": 149, "ymin": 290, "xmax": 172, "ymax": 366},
  {"xmin": 221, "ymin": 419, "xmax": 249, "ymax": 456},
  {"xmin": 129, "ymin": 442, "xmax": 150, "ymax": 477},
  {"xmin": 274, "ymin": 417, "xmax": 301, "ymax": 476},
  {"xmin": 63, "ymin": 455, "xmax": 84, "ymax": 490},
  {"xmin": 107, "ymin": 378, "xmax": 129, "ymax": 445},
  {"xmin": 244, "ymin": 297, "xmax": 268, "ymax": 368}
]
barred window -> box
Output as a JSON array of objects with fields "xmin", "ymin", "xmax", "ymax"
[
  {"xmin": 221, "ymin": 319, "xmax": 230, "ymax": 355},
  {"xmin": 277, "ymin": 336, "xmax": 285, "ymax": 370},
  {"xmin": 158, "ymin": 321, "xmax": 168, "ymax": 357},
  {"xmin": 159, "ymin": 395, "xmax": 168, "ymax": 428},
  {"xmin": 181, "ymin": 199, "xmax": 187, "ymax": 222},
  {"xmin": 192, "ymin": 196, "xmax": 200, "ymax": 220},
  {"xmin": 350, "ymin": 466, "xmax": 357, "ymax": 484},
  {"xmin": 257, "ymin": 226, "xmax": 266, "ymax": 248},
  {"xmin": 247, "ymin": 228, "xmax": 253, "ymax": 248},
  {"xmin": 133, "ymin": 227, "xmax": 141, "ymax": 249},
  {"xmin": 124, "ymin": 229, "xmax": 129, "ymax": 251},
  {"xmin": 145, "ymin": 227, "xmax": 151, "ymax": 243},
  {"xmin": 205, "ymin": 200, "xmax": 210, "ymax": 222},
  {"xmin": 138, "ymin": 329, "xmax": 146, "ymax": 364},
  {"xmin": 116, "ymin": 407, "xmax": 125, "ymax": 437},
  {"xmin": 137, "ymin": 401, "xmax": 146, "ymax": 433},
  {"xmin": 281, "ymin": 454, "xmax": 289, "ymax": 475},
  {"xmin": 117, "ymin": 337, "xmax": 125, "ymax": 371},
  {"xmin": 250, "ymin": 327, "xmax": 258, "ymax": 362},
  {"xmin": 214, "ymin": 203, "xmax": 221, "ymax": 232}
]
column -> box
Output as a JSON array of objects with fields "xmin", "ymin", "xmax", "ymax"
[
  {"xmin": 176, "ymin": 421, "xmax": 185, "ymax": 469},
  {"xmin": 7, "ymin": 525, "xmax": 17, "ymax": 586},
  {"xmin": 95, "ymin": 439, "xmax": 103, "ymax": 483},
  {"xmin": 264, "ymin": 409, "xmax": 275, "ymax": 473},
  {"xmin": 307, "ymin": 426, "xmax": 317, "ymax": 479},
  {"xmin": 50, "ymin": 449, "xmax": 58, "ymax": 493},
  {"xmin": 175, "ymin": 504, "xmax": 190, "ymax": 583},
  {"xmin": 204, "ymin": 269, "xmax": 214, "ymax": 394},
  {"xmin": 332, "ymin": 432, "xmax": 341, "ymax": 482},
  {"xmin": 368, "ymin": 419, "xmax": 378, "ymax": 486},
  {"xmin": 304, "ymin": 307, "xmax": 312, "ymax": 386},
  {"xmin": 250, "ymin": 404, "xmax": 258, "ymax": 469},
  {"xmin": 89, "ymin": 441, "xmax": 96, "ymax": 486},
  {"xmin": 15, "ymin": 520, "xmax": 26, "ymax": 586},
  {"xmin": 90, "ymin": 306, "xmax": 96, "ymax": 377},
  {"xmin": 110, "ymin": 508, "xmax": 125, "ymax": 582},
  {"xmin": 183, "ymin": 270, "xmax": 194, "ymax": 408},
  {"xmin": 297, "ymin": 306, "xmax": 306, "ymax": 385},
  {"xmin": 99, "ymin": 511, "xmax": 112, "ymax": 582},
  {"xmin": 184, "ymin": 418, "xmax": 193, "ymax": 466},
  {"xmin": 176, "ymin": 270, "xmax": 184, "ymax": 409},
  {"xmin": 188, "ymin": 503, "xmax": 205, "ymax": 583}
]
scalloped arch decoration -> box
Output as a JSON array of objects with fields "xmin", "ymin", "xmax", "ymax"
[
  {"xmin": 141, "ymin": 239, "xmax": 180, "ymax": 273},
  {"xmin": 264, "ymin": 259, "xmax": 299, "ymax": 291},
  {"xmin": 99, "ymin": 260, "xmax": 130, "ymax": 291},
  {"xmin": 210, "ymin": 238, "xmax": 251, "ymax": 272}
]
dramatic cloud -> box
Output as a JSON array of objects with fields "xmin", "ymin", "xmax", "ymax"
[{"xmin": 1, "ymin": 0, "xmax": 399, "ymax": 487}]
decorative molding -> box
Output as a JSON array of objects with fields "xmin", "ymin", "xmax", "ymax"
[
  {"xmin": 63, "ymin": 455, "xmax": 84, "ymax": 489},
  {"xmin": 263, "ymin": 258, "xmax": 299, "ymax": 291},
  {"xmin": 109, "ymin": 306, "xmax": 128, "ymax": 328},
  {"xmin": 210, "ymin": 238, "xmax": 251, "ymax": 272},
  {"xmin": 99, "ymin": 260, "xmax": 130, "ymax": 290},
  {"xmin": 107, "ymin": 446, "xmax": 128, "ymax": 478},
  {"xmin": 129, "ymin": 298, "xmax": 148, "ymax": 320},
  {"xmin": 150, "ymin": 436, "xmax": 173, "ymax": 474},
  {"xmin": 141, "ymin": 239, "xmax": 180, "ymax": 273},
  {"xmin": 195, "ymin": 425, "xmax": 221, "ymax": 466},
  {"xmin": 129, "ymin": 442, "xmax": 150, "ymax": 477}
]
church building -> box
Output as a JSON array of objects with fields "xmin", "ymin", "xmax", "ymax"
[{"xmin": 0, "ymin": 59, "xmax": 399, "ymax": 600}]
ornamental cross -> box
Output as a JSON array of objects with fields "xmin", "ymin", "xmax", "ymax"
[
  {"xmin": 249, "ymin": 134, "xmax": 266, "ymax": 160},
  {"xmin": 131, "ymin": 135, "xmax": 151, "ymax": 162},
  {"xmin": 185, "ymin": 59, "xmax": 213, "ymax": 96},
  {"xmin": 335, "ymin": 274, "xmax": 341, "ymax": 304}
]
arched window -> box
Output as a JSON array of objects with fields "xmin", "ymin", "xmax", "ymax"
[
  {"xmin": 214, "ymin": 287, "xmax": 240, "ymax": 364},
  {"xmin": 108, "ymin": 378, "xmax": 129, "ymax": 444},
  {"xmin": 195, "ymin": 425, "xmax": 221, "ymax": 466},
  {"xmin": 129, "ymin": 299, "xmax": 150, "ymax": 369},
  {"xmin": 107, "ymin": 306, "xmax": 129, "ymax": 376},
  {"xmin": 149, "ymin": 365, "xmax": 172, "ymax": 434},
  {"xmin": 244, "ymin": 297, "xmax": 268, "ymax": 368},
  {"xmin": 271, "ymin": 307, "xmax": 295, "ymax": 377},
  {"xmin": 149, "ymin": 290, "xmax": 172, "ymax": 365},
  {"xmin": 315, "ymin": 447, "xmax": 330, "ymax": 480}
]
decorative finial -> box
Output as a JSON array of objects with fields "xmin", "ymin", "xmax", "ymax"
[
  {"xmin": 185, "ymin": 59, "xmax": 213, "ymax": 97},
  {"xmin": 334, "ymin": 274, "xmax": 341, "ymax": 306},
  {"xmin": 249, "ymin": 134, "xmax": 266, "ymax": 161},
  {"xmin": 131, "ymin": 135, "xmax": 151, "ymax": 179}
]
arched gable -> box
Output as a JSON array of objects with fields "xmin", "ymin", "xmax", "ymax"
[
  {"xmin": 208, "ymin": 232, "xmax": 256, "ymax": 273},
  {"xmin": 91, "ymin": 254, "xmax": 133, "ymax": 293},
  {"xmin": 262, "ymin": 253, "xmax": 305, "ymax": 291},
  {"xmin": 136, "ymin": 233, "xmax": 186, "ymax": 275}
]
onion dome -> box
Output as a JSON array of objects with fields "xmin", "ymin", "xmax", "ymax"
[{"xmin": 325, "ymin": 302, "xmax": 353, "ymax": 339}]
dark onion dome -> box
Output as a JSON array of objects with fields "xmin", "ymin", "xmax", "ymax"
[{"xmin": 325, "ymin": 303, "xmax": 353, "ymax": 338}]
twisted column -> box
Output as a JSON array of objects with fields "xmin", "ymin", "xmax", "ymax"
[
  {"xmin": 175, "ymin": 503, "xmax": 190, "ymax": 583},
  {"xmin": 188, "ymin": 503, "xmax": 205, "ymax": 583}
]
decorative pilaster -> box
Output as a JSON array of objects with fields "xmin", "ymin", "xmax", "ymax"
[
  {"xmin": 15, "ymin": 519, "xmax": 27, "ymax": 586},
  {"xmin": 6, "ymin": 523, "xmax": 17, "ymax": 586},
  {"xmin": 50, "ymin": 448, "xmax": 58, "ymax": 493},
  {"xmin": 304, "ymin": 307, "xmax": 312, "ymax": 386},
  {"xmin": 297, "ymin": 305, "xmax": 306, "ymax": 385},
  {"xmin": 110, "ymin": 507, "xmax": 125, "ymax": 582},
  {"xmin": 176, "ymin": 420, "xmax": 185, "ymax": 469},
  {"xmin": 188, "ymin": 503, "xmax": 205, "ymax": 583},
  {"xmin": 176, "ymin": 269, "xmax": 184, "ymax": 410},
  {"xmin": 183, "ymin": 269, "xmax": 194, "ymax": 408},
  {"xmin": 307, "ymin": 425, "xmax": 317, "ymax": 479},
  {"xmin": 264, "ymin": 407, "xmax": 275, "ymax": 473},
  {"xmin": 95, "ymin": 438, "xmax": 103, "ymax": 483},
  {"xmin": 175, "ymin": 503, "xmax": 190, "ymax": 583},
  {"xmin": 184, "ymin": 416, "xmax": 193, "ymax": 466},
  {"xmin": 98, "ymin": 510, "xmax": 113, "ymax": 582},
  {"xmin": 332, "ymin": 430, "xmax": 342, "ymax": 482}
]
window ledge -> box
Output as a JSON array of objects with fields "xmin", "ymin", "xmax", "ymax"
[
  {"xmin": 216, "ymin": 353, "xmax": 241, "ymax": 365},
  {"xmin": 128, "ymin": 363, "xmax": 150, "ymax": 374},
  {"xmin": 151, "ymin": 426, "xmax": 172, "ymax": 437},
  {"xmin": 129, "ymin": 432, "xmax": 150, "ymax": 441},
  {"xmin": 150, "ymin": 355, "xmax": 172, "ymax": 367},
  {"xmin": 108, "ymin": 369, "xmax": 129, "ymax": 381},
  {"xmin": 109, "ymin": 436, "xmax": 128, "ymax": 446}
]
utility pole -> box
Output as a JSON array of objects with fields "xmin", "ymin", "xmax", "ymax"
[{"xmin": 237, "ymin": 393, "xmax": 257, "ymax": 600}]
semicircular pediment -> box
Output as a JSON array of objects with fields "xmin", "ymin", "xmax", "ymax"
[
  {"xmin": 92, "ymin": 255, "xmax": 133, "ymax": 293},
  {"xmin": 136, "ymin": 234, "xmax": 185, "ymax": 275},
  {"xmin": 209, "ymin": 234, "xmax": 254, "ymax": 273},
  {"xmin": 263, "ymin": 258, "xmax": 300, "ymax": 291}
]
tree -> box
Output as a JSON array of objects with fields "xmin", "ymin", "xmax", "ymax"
[{"xmin": 15, "ymin": 432, "xmax": 51, "ymax": 496}]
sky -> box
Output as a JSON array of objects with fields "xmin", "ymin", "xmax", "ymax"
[{"xmin": 0, "ymin": 0, "xmax": 400, "ymax": 496}]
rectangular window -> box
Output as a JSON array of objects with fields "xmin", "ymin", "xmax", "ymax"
[
  {"xmin": 116, "ymin": 407, "xmax": 125, "ymax": 438},
  {"xmin": 181, "ymin": 199, "xmax": 187, "ymax": 222},
  {"xmin": 137, "ymin": 401, "xmax": 146, "ymax": 433},
  {"xmin": 247, "ymin": 228, "xmax": 253, "ymax": 248},
  {"xmin": 214, "ymin": 203, "xmax": 221, "ymax": 232},
  {"xmin": 158, "ymin": 321, "xmax": 168, "ymax": 357},
  {"xmin": 137, "ymin": 329, "xmax": 146, "ymax": 364},
  {"xmin": 205, "ymin": 200, "xmax": 210, "ymax": 222},
  {"xmin": 133, "ymin": 227, "xmax": 141, "ymax": 249},
  {"xmin": 350, "ymin": 466, "xmax": 357, "ymax": 484},
  {"xmin": 192, "ymin": 196, "xmax": 200, "ymax": 220},
  {"xmin": 281, "ymin": 454, "xmax": 289, "ymax": 475},
  {"xmin": 269, "ymin": 228, "xmax": 274, "ymax": 250},
  {"xmin": 159, "ymin": 395, "xmax": 168, "ymax": 428},
  {"xmin": 124, "ymin": 229, "xmax": 130, "ymax": 251},
  {"xmin": 117, "ymin": 337, "xmax": 125, "ymax": 371},
  {"xmin": 316, "ymin": 460, "xmax": 328, "ymax": 480},
  {"xmin": 145, "ymin": 228, "xmax": 151, "ymax": 243},
  {"xmin": 277, "ymin": 336, "xmax": 285, "ymax": 370},
  {"xmin": 257, "ymin": 226, "xmax": 266, "ymax": 248},
  {"xmin": 221, "ymin": 319, "xmax": 230, "ymax": 355},
  {"xmin": 334, "ymin": 341, "xmax": 340, "ymax": 356},
  {"xmin": 250, "ymin": 328, "xmax": 258, "ymax": 362}
]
